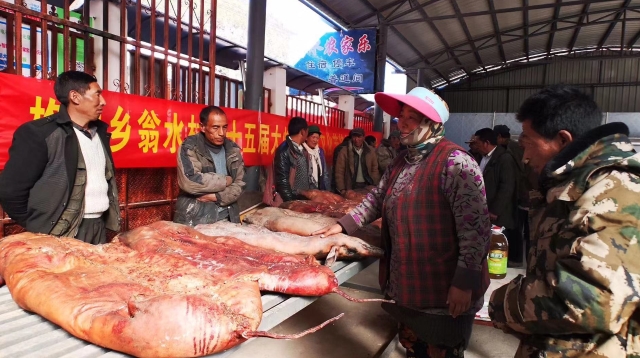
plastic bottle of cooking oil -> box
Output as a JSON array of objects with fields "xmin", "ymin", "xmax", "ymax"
[{"xmin": 488, "ymin": 225, "xmax": 509, "ymax": 279}]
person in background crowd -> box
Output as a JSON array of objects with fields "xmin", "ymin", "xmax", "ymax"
[
  {"xmin": 365, "ymin": 135, "xmax": 377, "ymax": 148},
  {"xmin": 0, "ymin": 71, "xmax": 120, "ymax": 244},
  {"xmin": 474, "ymin": 128, "xmax": 521, "ymax": 266},
  {"xmin": 174, "ymin": 106, "xmax": 245, "ymax": 226},
  {"xmin": 303, "ymin": 125, "xmax": 330, "ymax": 191},
  {"xmin": 490, "ymin": 85, "xmax": 640, "ymax": 356},
  {"xmin": 315, "ymin": 87, "xmax": 490, "ymax": 358},
  {"xmin": 273, "ymin": 117, "xmax": 310, "ymax": 202},
  {"xmin": 377, "ymin": 130, "xmax": 401, "ymax": 175},
  {"xmin": 331, "ymin": 135, "xmax": 351, "ymax": 193},
  {"xmin": 465, "ymin": 135, "xmax": 482, "ymax": 163},
  {"xmin": 493, "ymin": 124, "xmax": 532, "ymax": 265},
  {"xmin": 334, "ymin": 127, "xmax": 380, "ymax": 198}
]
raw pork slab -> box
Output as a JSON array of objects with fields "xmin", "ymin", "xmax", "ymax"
[{"xmin": 0, "ymin": 233, "xmax": 262, "ymax": 357}]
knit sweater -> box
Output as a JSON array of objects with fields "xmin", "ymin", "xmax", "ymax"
[{"xmin": 74, "ymin": 128, "xmax": 109, "ymax": 218}]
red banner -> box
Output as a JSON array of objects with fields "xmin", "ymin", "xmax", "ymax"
[{"xmin": 0, "ymin": 73, "xmax": 380, "ymax": 168}]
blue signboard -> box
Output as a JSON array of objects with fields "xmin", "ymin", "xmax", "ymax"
[{"xmin": 292, "ymin": 28, "xmax": 377, "ymax": 94}]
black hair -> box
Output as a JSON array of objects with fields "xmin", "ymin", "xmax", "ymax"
[
  {"xmin": 53, "ymin": 71, "xmax": 97, "ymax": 106},
  {"xmin": 474, "ymin": 128, "xmax": 498, "ymax": 145},
  {"xmin": 199, "ymin": 106, "xmax": 227, "ymax": 125},
  {"xmin": 288, "ymin": 116, "xmax": 308, "ymax": 136},
  {"xmin": 365, "ymin": 135, "xmax": 376, "ymax": 146},
  {"xmin": 516, "ymin": 85, "xmax": 602, "ymax": 140}
]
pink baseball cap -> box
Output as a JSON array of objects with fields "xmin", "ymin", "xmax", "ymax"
[{"xmin": 374, "ymin": 87, "xmax": 450, "ymax": 124}]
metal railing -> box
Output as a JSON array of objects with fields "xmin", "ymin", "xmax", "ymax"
[
  {"xmin": 286, "ymin": 95, "xmax": 345, "ymax": 128},
  {"xmin": 354, "ymin": 113, "xmax": 374, "ymax": 132}
]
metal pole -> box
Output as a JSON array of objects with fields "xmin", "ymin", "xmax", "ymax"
[
  {"xmin": 416, "ymin": 68, "xmax": 426, "ymax": 87},
  {"xmin": 317, "ymin": 88, "xmax": 328, "ymax": 126},
  {"xmin": 245, "ymin": 0, "xmax": 267, "ymax": 111},
  {"xmin": 373, "ymin": 23, "xmax": 388, "ymax": 133}
]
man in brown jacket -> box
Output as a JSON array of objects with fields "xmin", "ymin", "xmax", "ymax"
[
  {"xmin": 334, "ymin": 128, "xmax": 380, "ymax": 197},
  {"xmin": 174, "ymin": 106, "xmax": 245, "ymax": 226},
  {"xmin": 376, "ymin": 130, "xmax": 401, "ymax": 175}
]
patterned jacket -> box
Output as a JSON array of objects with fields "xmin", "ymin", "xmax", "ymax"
[{"xmin": 489, "ymin": 122, "xmax": 640, "ymax": 357}]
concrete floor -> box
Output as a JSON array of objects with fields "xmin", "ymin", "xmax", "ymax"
[{"xmin": 228, "ymin": 264, "xmax": 524, "ymax": 358}]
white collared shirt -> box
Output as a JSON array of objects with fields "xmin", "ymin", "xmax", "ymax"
[{"xmin": 480, "ymin": 146, "xmax": 497, "ymax": 172}]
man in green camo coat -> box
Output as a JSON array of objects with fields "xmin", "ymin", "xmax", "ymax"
[{"xmin": 489, "ymin": 85, "xmax": 640, "ymax": 357}]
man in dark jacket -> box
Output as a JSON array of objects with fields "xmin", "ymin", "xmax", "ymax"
[
  {"xmin": 174, "ymin": 106, "xmax": 245, "ymax": 226},
  {"xmin": 334, "ymin": 128, "xmax": 380, "ymax": 197},
  {"xmin": 475, "ymin": 128, "xmax": 521, "ymax": 264},
  {"xmin": 273, "ymin": 117, "xmax": 310, "ymax": 202},
  {"xmin": 494, "ymin": 124, "xmax": 532, "ymax": 265},
  {"xmin": 0, "ymin": 71, "xmax": 120, "ymax": 244}
]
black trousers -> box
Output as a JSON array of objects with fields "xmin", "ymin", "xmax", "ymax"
[
  {"xmin": 504, "ymin": 227, "xmax": 523, "ymax": 264},
  {"xmin": 76, "ymin": 217, "xmax": 107, "ymax": 245}
]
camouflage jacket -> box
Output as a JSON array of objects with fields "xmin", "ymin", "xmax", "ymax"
[{"xmin": 489, "ymin": 122, "xmax": 640, "ymax": 357}]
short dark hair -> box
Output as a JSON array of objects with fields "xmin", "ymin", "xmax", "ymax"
[
  {"xmin": 199, "ymin": 106, "xmax": 226, "ymax": 125},
  {"xmin": 516, "ymin": 85, "xmax": 602, "ymax": 140},
  {"xmin": 365, "ymin": 135, "xmax": 376, "ymax": 146},
  {"xmin": 54, "ymin": 71, "xmax": 97, "ymax": 106},
  {"xmin": 288, "ymin": 116, "xmax": 308, "ymax": 136},
  {"xmin": 474, "ymin": 128, "xmax": 498, "ymax": 145}
]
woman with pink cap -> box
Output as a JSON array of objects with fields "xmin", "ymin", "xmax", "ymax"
[{"xmin": 314, "ymin": 87, "xmax": 491, "ymax": 357}]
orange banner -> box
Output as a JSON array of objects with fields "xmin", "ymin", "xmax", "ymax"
[{"xmin": 0, "ymin": 73, "xmax": 380, "ymax": 168}]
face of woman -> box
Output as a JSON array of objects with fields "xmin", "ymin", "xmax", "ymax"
[
  {"xmin": 306, "ymin": 133, "xmax": 320, "ymax": 148},
  {"xmin": 397, "ymin": 104, "xmax": 424, "ymax": 138}
]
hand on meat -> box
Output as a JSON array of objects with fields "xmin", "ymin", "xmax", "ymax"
[
  {"xmin": 197, "ymin": 193, "xmax": 218, "ymax": 202},
  {"xmin": 311, "ymin": 224, "xmax": 344, "ymax": 238}
]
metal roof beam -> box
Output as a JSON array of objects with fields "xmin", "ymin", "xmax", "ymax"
[
  {"xmin": 451, "ymin": 0, "xmax": 484, "ymax": 68},
  {"xmin": 385, "ymin": 0, "xmax": 440, "ymax": 23},
  {"xmin": 408, "ymin": 0, "xmax": 465, "ymax": 71},
  {"xmin": 350, "ymin": 0, "xmax": 405, "ymax": 27},
  {"xmin": 488, "ymin": 0, "xmax": 507, "ymax": 62},
  {"xmin": 547, "ymin": 0, "xmax": 562, "ymax": 56},
  {"xmin": 385, "ymin": 0, "xmax": 614, "ymax": 26},
  {"xmin": 598, "ymin": 0, "xmax": 631, "ymax": 48},
  {"xmin": 404, "ymin": 4, "xmax": 639, "ymax": 68},
  {"xmin": 568, "ymin": 2, "xmax": 591, "ymax": 52},
  {"xmin": 408, "ymin": 17, "xmax": 640, "ymax": 69},
  {"xmin": 390, "ymin": 26, "xmax": 450, "ymax": 84},
  {"xmin": 524, "ymin": 0, "xmax": 529, "ymax": 60},
  {"xmin": 628, "ymin": 27, "xmax": 640, "ymax": 48}
]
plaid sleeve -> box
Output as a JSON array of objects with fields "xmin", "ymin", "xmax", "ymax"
[{"xmin": 441, "ymin": 150, "xmax": 491, "ymax": 290}]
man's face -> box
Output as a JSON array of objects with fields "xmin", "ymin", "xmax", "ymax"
[
  {"xmin": 202, "ymin": 113, "xmax": 228, "ymax": 146},
  {"xmin": 475, "ymin": 138, "xmax": 494, "ymax": 156},
  {"xmin": 352, "ymin": 134, "xmax": 364, "ymax": 148},
  {"xmin": 468, "ymin": 136, "xmax": 480, "ymax": 154},
  {"xmin": 390, "ymin": 136, "xmax": 401, "ymax": 149},
  {"xmin": 306, "ymin": 133, "xmax": 320, "ymax": 149},
  {"xmin": 519, "ymin": 120, "xmax": 565, "ymax": 174},
  {"xmin": 300, "ymin": 128, "xmax": 309, "ymax": 142},
  {"xmin": 73, "ymin": 82, "xmax": 106, "ymax": 120}
]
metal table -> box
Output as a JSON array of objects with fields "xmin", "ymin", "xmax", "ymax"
[{"xmin": 0, "ymin": 258, "xmax": 378, "ymax": 358}]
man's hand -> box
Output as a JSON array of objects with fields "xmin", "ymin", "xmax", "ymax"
[
  {"xmin": 197, "ymin": 193, "xmax": 218, "ymax": 202},
  {"xmin": 447, "ymin": 286, "xmax": 472, "ymax": 318},
  {"xmin": 342, "ymin": 190, "xmax": 355, "ymax": 198},
  {"xmin": 226, "ymin": 176, "xmax": 233, "ymax": 186},
  {"xmin": 489, "ymin": 213, "xmax": 498, "ymax": 222},
  {"xmin": 311, "ymin": 224, "xmax": 344, "ymax": 237}
]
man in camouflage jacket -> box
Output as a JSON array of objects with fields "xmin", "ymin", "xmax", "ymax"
[{"xmin": 489, "ymin": 85, "xmax": 640, "ymax": 357}]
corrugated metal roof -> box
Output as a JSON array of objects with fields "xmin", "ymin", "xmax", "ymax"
[{"xmin": 303, "ymin": 0, "xmax": 640, "ymax": 87}]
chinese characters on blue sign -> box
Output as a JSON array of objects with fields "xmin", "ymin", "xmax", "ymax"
[{"xmin": 293, "ymin": 29, "xmax": 377, "ymax": 94}]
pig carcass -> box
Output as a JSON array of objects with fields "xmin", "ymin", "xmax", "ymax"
[
  {"xmin": 0, "ymin": 231, "xmax": 341, "ymax": 357},
  {"xmin": 120, "ymin": 221, "xmax": 387, "ymax": 303}
]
